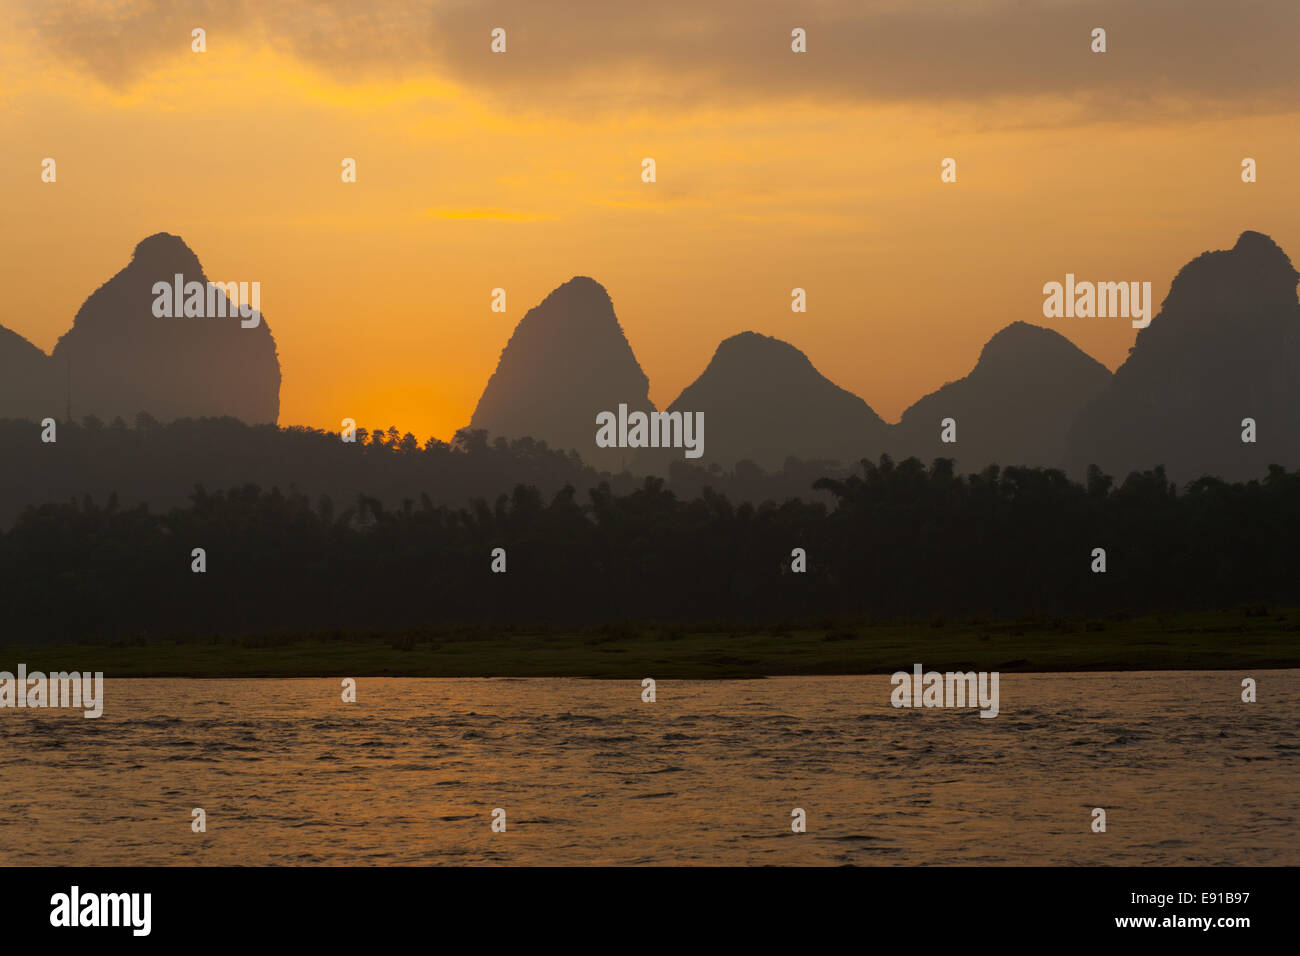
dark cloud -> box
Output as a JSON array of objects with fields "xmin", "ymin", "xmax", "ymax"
[{"xmin": 19, "ymin": 0, "xmax": 1300, "ymax": 118}]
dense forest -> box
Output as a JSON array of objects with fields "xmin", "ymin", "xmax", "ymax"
[{"xmin": 2, "ymin": 449, "xmax": 1298, "ymax": 643}]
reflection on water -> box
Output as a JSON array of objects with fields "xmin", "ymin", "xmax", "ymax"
[{"xmin": 1, "ymin": 672, "xmax": 1295, "ymax": 865}]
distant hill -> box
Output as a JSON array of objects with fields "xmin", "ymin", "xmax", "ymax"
[
  {"xmin": 1065, "ymin": 231, "xmax": 1300, "ymax": 483},
  {"xmin": 893, "ymin": 322, "xmax": 1111, "ymax": 471},
  {"xmin": 50, "ymin": 233, "xmax": 280, "ymax": 425},
  {"xmin": 640, "ymin": 331, "xmax": 889, "ymax": 473},
  {"xmin": 0, "ymin": 325, "xmax": 55, "ymax": 422},
  {"xmin": 470, "ymin": 276, "xmax": 654, "ymax": 469}
]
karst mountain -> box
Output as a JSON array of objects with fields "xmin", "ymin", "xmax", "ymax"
[
  {"xmin": 49, "ymin": 233, "xmax": 280, "ymax": 425},
  {"xmin": 1065, "ymin": 231, "xmax": 1300, "ymax": 482},
  {"xmin": 470, "ymin": 276, "xmax": 655, "ymax": 468},
  {"xmin": 645, "ymin": 330, "xmax": 890, "ymax": 472},
  {"xmin": 893, "ymin": 321, "xmax": 1111, "ymax": 471}
]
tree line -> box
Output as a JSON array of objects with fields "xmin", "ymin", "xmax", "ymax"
[
  {"xmin": 0, "ymin": 415, "xmax": 843, "ymax": 530},
  {"xmin": 3, "ymin": 453, "xmax": 1298, "ymax": 642}
]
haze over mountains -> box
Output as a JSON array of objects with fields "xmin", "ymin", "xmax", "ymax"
[
  {"xmin": 479, "ymin": 231, "xmax": 1299, "ymax": 483},
  {"xmin": 2, "ymin": 230, "xmax": 1297, "ymax": 489}
]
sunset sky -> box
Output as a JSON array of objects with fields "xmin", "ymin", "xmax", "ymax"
[{"xmin": 2, "ymin": 0, "xmax": 1297, "ymax": 442}]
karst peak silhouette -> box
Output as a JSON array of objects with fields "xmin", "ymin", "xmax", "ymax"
[{"xmin": 469, "ymin": 276, "xmax": 655, "ymax": 468}]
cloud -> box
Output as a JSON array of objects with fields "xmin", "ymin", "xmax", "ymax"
[{"xmin": 14, "ymin": 0, "xmax": 1300, "ymax": 119}]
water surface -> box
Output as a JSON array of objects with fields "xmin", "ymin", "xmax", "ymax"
[{"xmin": 2, "ymin": 672, "xmax": 1295, "ymax": 865}]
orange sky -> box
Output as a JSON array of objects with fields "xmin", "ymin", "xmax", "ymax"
[{"xmin": 2, "ymin": 1, "xmax": 1298, "ymax": 442}]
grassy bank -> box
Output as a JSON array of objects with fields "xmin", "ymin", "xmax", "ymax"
[{"xmin": 2, "ymin": 607, "xmax": 1298, "ymax": 678}]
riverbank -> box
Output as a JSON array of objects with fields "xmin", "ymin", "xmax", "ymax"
[{"xmin": 3, "ymin": 607, "xmax": 1297, "ymax": 678}]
